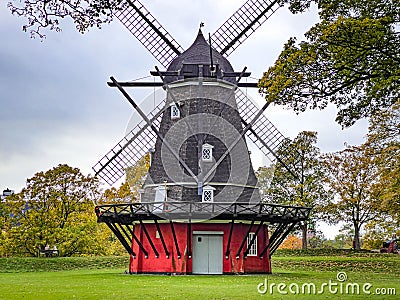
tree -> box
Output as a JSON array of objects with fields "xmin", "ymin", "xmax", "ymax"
[
  {"xmin": 333, "ymin": 224, "xmax": 355, "ymax": 249},
  {"xmin": 366, "ymin": 100, "xmax": 400, "ymax": 219},
  {"xmin": 363, "ymin": 218, "xmax": 399, "ymax": 249},
  {"xmin": 322, "ymin": 145, "xmax": 385, "ymax": 250},
  {"xmin": 278, "ymin": 234, "xmax": 302, "ymax": 250},
  {"xmin": 7, "ymin": 0, "xmax": 124, "ymax": 38},
  {"xmin": 257, "ymin": 131, "xmax": 330, "ymax": 249},
  {"xmin": 361, "ymin": 100, "xmax": 400, "ymax": 249},
  {"xmin": 0, "ymin": 199, "xmax": 13, "ymax": 257},
  {"xmin": 1, "ymin": 164, "xmax": 116, "ymax": 257},
  {"xmin": 259, "ymin": 0, "xmax": 400, "ymax": 127}
]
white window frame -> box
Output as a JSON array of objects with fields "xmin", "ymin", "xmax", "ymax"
[
  {"xmin": 247, "ymin": 232, "xmax": 258, "ymax": 256},
  {"xmin": 170, "ymin": 103, "xmax": 180, "ymax": 119},
  {"xmin": 202, "ymin": 185, "xmax": 215, "ymax": 202},
  {"xmin": 201, "ymin": 143, "xmax": 213, "ymax": 162}
]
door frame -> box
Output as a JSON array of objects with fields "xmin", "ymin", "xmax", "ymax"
[{"xmin": 192, "ymin": 231, "xmax": 224, "ymax": 274}]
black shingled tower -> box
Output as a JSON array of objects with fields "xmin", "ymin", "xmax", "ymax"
[{"xmin": 142, "ymin": 30, "xmax": 260, "ymax": 204}]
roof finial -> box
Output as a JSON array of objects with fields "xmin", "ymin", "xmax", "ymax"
[{"xmin": 200, "ymin": 22, "xmax": 204, "ymax": 29}]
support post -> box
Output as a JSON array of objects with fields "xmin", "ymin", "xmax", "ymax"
[
  {"xmin": 225, "ymin": 219, "xmax": 235, "ymax": 259},
  {"xmin": 259, "ymin": 222, "xmax": 287, "ymax": 258},
  {"xmin": 187, "ymin": 221, "xmax": 192, "ymax": 259},
  {"xmin": 118, "ymin": 223, "xmax": 148, "ymax": 258},
  {"xmin": 139, "ymin": 220, "xmax": 159, "ymax": 258},
  {"xmin": 269, "ymin": 223, "xmax": 296, "ymax": 256},
  {"xmin": 235, "ymin": 219, "xmax": 255, "ymax": 259},
  {"xmin": 244, "ymin": 221, "xmax": 264, "ymax": 258},
  {"xmin": 106, "ymin": 222, "xmax": 136, "ymax": 258},
  {"xmin": 154, "ymin": 220, "xmax": 170, "ymax": 258},
  {"xmin": 170, "ymin": 221, "xmax": 181, "ymax": 259}
]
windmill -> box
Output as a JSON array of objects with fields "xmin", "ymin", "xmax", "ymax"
[{"xmin": 94, "ymin": 0, "xmax": 311, "ymax": 274}]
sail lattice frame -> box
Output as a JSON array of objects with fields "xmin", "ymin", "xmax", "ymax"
[
  {"xmin": 93, "ymin": 99, "xmax": 166, "ymax": 185},
  {"xmin": 211, "ymin": 0, "xmax": 281, "ymax": 56},
  {"xmin": 116, "ymin": 0, "xmax": 184, "ymax": 67}
]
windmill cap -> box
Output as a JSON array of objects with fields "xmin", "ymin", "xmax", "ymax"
[{"xmin": 166, "ymin": 29, "xmax": 234, "ymax": 81}]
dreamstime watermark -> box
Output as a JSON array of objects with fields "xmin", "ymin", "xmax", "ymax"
[{"xmin": 257, "ymin": 271, "xmax": 396, "ymax": 296}]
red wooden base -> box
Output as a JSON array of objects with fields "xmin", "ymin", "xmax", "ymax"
[{"xmin": 129, "ymin": 222, "xmax": 271, "ymax": 274}]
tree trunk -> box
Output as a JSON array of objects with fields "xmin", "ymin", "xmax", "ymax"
[
  {"xmin": 353, "ymin": 224, "xmax": 361, "ymax": 250},
  {"xmin": 301, "ymin": 222, "xmax": 308, "ymax": 250}
]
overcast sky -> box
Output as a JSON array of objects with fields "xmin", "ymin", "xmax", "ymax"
[{"xmin": 1, "ymin": 0, "xmax": 368, "ymax": 221}]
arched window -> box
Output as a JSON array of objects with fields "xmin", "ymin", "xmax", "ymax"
[
  {"xmin": 202, "ymin": 185, "xmax": 215, "ymax": 202},
  {"xmin": 170, "ymin": 103, "xmax": 180, "ymax": 119},
  {"xmin": 201, "ymin": 143, "xmax": 213, "ymax": 162}
]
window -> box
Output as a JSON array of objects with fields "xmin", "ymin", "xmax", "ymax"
[
  {"xmin": 155, "ymin": 186, "xmax": 166, "ymax": 201},
  {"xmin": 203, "ymin": 190, "xmax": 212, "ymax": 202},
  {"xmin": 247, "ymin": 232, "xmax": 258, "ymax": 256},
  {"xmin": 154, "ymin": 185, "xmax": 166, "ymax": 212},
  {"xmin": 202, "ymin": 143, "xmax": 213, "ymax": 162},
  {"xmin": 202, "ymin": 185, "xmax": 215, "ymax": 202},
  {"xmin": 138, "ymin": 189, "xmax": 144, "ymax": 202},
  {"xmin": 170, "ymin": 103, "xmax": 180, "ymax": 119}
]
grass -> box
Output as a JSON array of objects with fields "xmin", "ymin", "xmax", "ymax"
[{"xmin": 0, "ymin": 254, "xmax": 399, "ymax": 299}]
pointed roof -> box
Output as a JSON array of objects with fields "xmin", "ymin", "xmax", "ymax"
[{"xmin": 166, "ymin": 29, "xmax": 234, "ymax": 75}]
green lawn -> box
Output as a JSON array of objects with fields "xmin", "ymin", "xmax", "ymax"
[{"xmin": 0, "ymin": 254, "xmax": 398, "ymax": 299}]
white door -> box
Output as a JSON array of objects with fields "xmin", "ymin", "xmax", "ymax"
[{"xmin": 192, "ymin": 233, "xmax": 223, "ymax": 274}]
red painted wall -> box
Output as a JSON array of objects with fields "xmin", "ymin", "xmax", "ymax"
[{"xmin": 129, "ymin": 222, "xmax": 271, "ymax": 274}]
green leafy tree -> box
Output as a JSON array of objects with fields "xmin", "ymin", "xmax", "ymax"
[
  {"xmin": 366, "ymin": 100, "xmax": 400, "ymax": 219},
  {"xmin": 0, "ymin": 199, "xmax": 13, "ymax": 257},
  {"xmin": 1, "ymin": 164, "xmax": 117, "ymax": 257},
  {"xmin": 259, "ymin": 0, "xmax": 400, "ymax": 127},
  {"xmin": 363, "ymin": 219, "xmax": 399, "ymax": 249},
  {"xmin": 333, "ymin": 224, "xmax": 355, "ymax": 249},
  {"xmin": 361, "ymin": 101, "xmax": 400, "ymax": 249},
  {"xmin": 257, "ymin": 131, "xmax": 329, "ymax": 249},
  {"xmin": 322, "ymin": 145, "xmax": 386, "ymax": 250}
]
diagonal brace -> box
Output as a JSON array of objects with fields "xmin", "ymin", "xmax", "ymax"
[
  {"xmin": 110, "ymin": 76, "xmax": 198, "ymax": 183},
  {"xmin": 203, "ymin": 101, "xmax": 270, "ymax": 183}
]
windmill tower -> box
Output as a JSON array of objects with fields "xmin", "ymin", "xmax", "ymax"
[{"xmin": 94, "ymin": 0, "xmax": 311, "ymax": 274}]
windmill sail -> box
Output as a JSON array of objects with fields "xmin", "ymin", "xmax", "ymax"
[
  {"xmin": 211, "ymin": 0, "xmax": 281, "ymax": 56},
  {"xmin": 235, "ymin": 89, "xmax": 300, "ymax": 178},
  {"xmin": 116, "ymin": 0, "xmax": 184, "ymax": 67},
  {"xmin": 93, "ymin": 99, "xmax": 166, "ymax": 185}
]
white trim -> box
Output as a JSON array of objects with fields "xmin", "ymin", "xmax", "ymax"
[
  {"xmin": 169, "ymin": 79, "xmax": 234, "ymax": 89},
  {"xmin": 193, "ymin": 231, "xmax": 224, "ymax": 235},
  {"xmin": 143, "ymin": 182, "xmax": 258, "ymax": 189}
]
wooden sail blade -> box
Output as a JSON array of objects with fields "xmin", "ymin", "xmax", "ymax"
[
  {"xmin": 92, "ymin": 99, "xmax": 165, "ymax": 185},
  {"xmin": 235, "ymin": 89, "xmax": 300, "ymax": 179},
  {"xmin": 211, "ymin": 0, "xmax": 281, "ymax": 56},
  {"xmin": 116, "ymin": 0, "xmax": 184, "ymax": 67}
]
